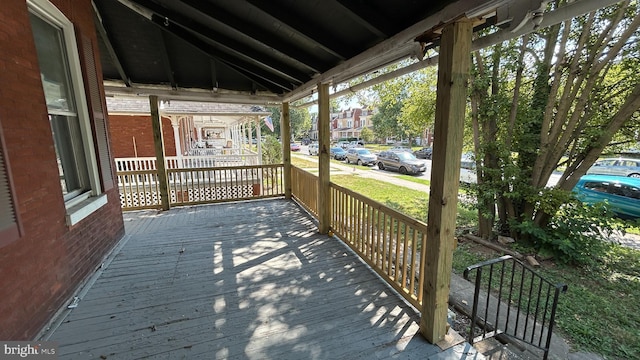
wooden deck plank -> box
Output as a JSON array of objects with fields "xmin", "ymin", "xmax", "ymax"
[{"xmin": 46, "ymin": 200, "xmax": 444, "ymax": 359}]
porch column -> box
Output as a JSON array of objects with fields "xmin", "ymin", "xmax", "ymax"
[
  {"xmin": 256, "ymin": 116, "xmax": 263, "ymax": 165},
  {"xmin": 196, "ymin": 125, "xmax": 202, "ymax": 142},
  {"xmin": 317, "ymin": 83, "xmax": 331, "ymax": 234},
  {"xmin": 150, "ymin": 95, "xmax": 170, "ymax": 211},
  {"xmin": 247, "ymin": 120, "xmax": 253, "ymax": 155},
  {"xmin": 281, "ymin": 102, "xmax": 292, "ymax": 199},
  {"xmin": 240, "ymin": 123, "xmax": 246, "ymax": 153},
  {"xmin": 169, "ymin": 116, "xmax": 182, "ymax": 165},
  {"xmin": 420, "ymin": 20, "xmax": 472, "ymax": 343}
]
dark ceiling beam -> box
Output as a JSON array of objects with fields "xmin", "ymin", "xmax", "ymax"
[
  {"xmin": 149, "ymin": 15, "xmax": 294, "ymax": 93},
  {"xmin": 244, "ymin": 0, "xmax": 350, "ymax": 60},
  {"xmin": 159, "ymin": 30, "xmax": 177, "ymax": 89},
  {"xmin": 332, "ymin": 0, "xmax": 388, "ymax": 40},
  {"xmin": 92, "ymin": 3, "xmax": 131, "ymax": 87},
  {"xmin": 180, "ymin": 0, "xmax": 328, "ymax": 74},
  {"xmin": 129, "ymin": 0, "xmax": 308, "ymax": 85}
]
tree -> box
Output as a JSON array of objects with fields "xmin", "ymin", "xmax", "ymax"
[
  {"xmin": 266, "ymin": 106, "xmax": 312, "ymax": 140},
  {"xmin": 470, "ymin": 2, "xmax": 640, "ymax": 254},
  {"xmin": 261, "ymin": 135, "xmax": 282, "ymax": 164},
  {"xmin": 360, "ymin": 127, "xmax": 374, "ymax": 143},
  {"xmin": 398, "ymin": 67, "xmax": 438, "ymax": 145},
  {"xmin": 371, "ymin": 99, "xmax": 404, "ymax": 141}
]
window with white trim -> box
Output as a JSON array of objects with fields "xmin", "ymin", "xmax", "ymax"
[{"xmin": 29, "ymin": 0, "xmax": 106, "ymax": 225}]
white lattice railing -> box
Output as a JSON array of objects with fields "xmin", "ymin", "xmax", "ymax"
[
  {"xmin": 116, "ymin": 164, "xmax": 284, "ymax": 210},
  {"xmin": 114, "ymin": 154, "xmax": 260, "ymax": 172}
]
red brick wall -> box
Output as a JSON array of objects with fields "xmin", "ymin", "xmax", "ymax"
[
  {"xmin": 0, "ymin": 0, "xmax": 125, "ymax": 339},
  {"xmin": 109, "ymin": 115, "xmax": 177, "ymax": 157}
]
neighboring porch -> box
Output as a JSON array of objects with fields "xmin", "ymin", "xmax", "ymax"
[{"xmin": 43, "ymin": 200, "xmax": 476, "ymax": 359}]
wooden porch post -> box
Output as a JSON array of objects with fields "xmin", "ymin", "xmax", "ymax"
[
  {"xmin": 317, "ymin": 82, "xmax": 330, "ymax": 234},
  {"xmin": 281, "ymin": 102, "xmax": 292, "ymax": 199},
  {"xmin": 420, "ymin": 20, "xmax": 472, "ymax": 343},
  {"xmin": 150, "ymin": 95, "xmax": 170, "ymax": 211}
]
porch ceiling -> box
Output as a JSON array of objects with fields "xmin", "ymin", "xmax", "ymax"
[
  {"xmin": 96, "ymin": 0, "xmax": 619, "ymax": 105},
  {"xmin": 94, "ymin": 0, "xmax": 510, "ymax": 104}
]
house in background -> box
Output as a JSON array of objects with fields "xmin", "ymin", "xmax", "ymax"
[{"xmin": 106, "ymin": 97, "xmax": 270, "ymax": 161}]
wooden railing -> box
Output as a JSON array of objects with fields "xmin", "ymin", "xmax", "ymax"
[
  {"xmin": 291, "ymin": 166, "xmax": 319, "ymax": 218},
  {"xmin": 168, "ymin": 165, "xmax": 284, "ymax": 206},
  {"xmin": 117, "ymin": 164, "xmax": 284, "ymax": 210},
  {"xmin": 290, "ymin": 166, "xmax": 428, "ymax": 309}
]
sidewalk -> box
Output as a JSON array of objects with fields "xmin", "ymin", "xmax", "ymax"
[{"xmin": 293, "ymin": 153, "xmax": 605, "ymax": 360}]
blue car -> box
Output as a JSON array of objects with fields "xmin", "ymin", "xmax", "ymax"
[{"xmin": 573, "ymin": 175, "xmax": 640, "ymax": 219}]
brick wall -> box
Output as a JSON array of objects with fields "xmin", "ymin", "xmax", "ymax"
[
  {"xmin": 0, "ymin": 0, "xmax": 125, "ymax": 340},
  {"xmin": 109, "ymin": 115, "xmax": 177, "ymax": 158}
]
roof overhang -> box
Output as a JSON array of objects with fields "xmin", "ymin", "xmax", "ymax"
[{"xmin": 96, "ymin": 0, "xmax": 621, "ymax": 105}]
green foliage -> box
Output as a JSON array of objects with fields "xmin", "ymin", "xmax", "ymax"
[
  {"xmin": 371, "ymin": 99, "xmax": 404, "ymax": 140},
  {"xmin": 261, "ymin": 135, "xmax": 282, "ymax": 164},
  {"xmin": 511, "ymin": 200, "xmax": 622, "ymax": 266},
  {"xmin": 398, "ymin": 67, "xmax": 438, "ymax": 139},
  {"xmin": 455, "ymin": 240, "xmax": 640, "ymax": 359},
  {"xmin": 359, "ymin": 127, "xmax": 374, "ymax": 143},
  {"xmin": 266, "ymin": 106, "xmax": 312, "ymax": 139}
]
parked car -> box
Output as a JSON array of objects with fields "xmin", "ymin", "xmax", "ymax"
[
  {"xmin": 308, "ymin": 143, "xmax": 319, "ymax": 155},
  {"xmin": 413, "ymin": 147, "xmax": 433, "ymax": 159},
  {"xmin": 330, "ymin": 147, "xmax": 347, "ymax": 160},
  {"xmin": 346, "ymin": 148, "xmax": 377, "ymax": 166},
  {"xmin": 337, "ymin": 141, "xmax": 351, "ymax": 149},
  {"xmin": 459, "ymin": 154, "xmax": 477, "ymax": 184},
  {"xmin": 377, "ymin": 151, "xmax": 426, "ymax": 175},
  {"xmin": 290, "ymin": 143, "xmax": 301, "ymax": 151},
  {"xmin": 573, "ymin": 175, "xmax": 640, "ymax": 219},
  {"xmin": 390, "ymin": 146, "xmax": 411, "ymax": 152},
  {"xmin": 586, "ymin": 158, "xmax": 640, "ymax": 178}
]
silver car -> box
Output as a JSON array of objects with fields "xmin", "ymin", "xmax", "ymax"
[
  {"xmin": 587, "ymin": 158, "xmax": 640, "ymax": 178},
  {"xmin": 308, "ymin": 143, "xmax": 319, "ymax": 155},
  {"xmin": 346, "ymin": 148, "xmax": 377, "ymax": 166},
  {"xmin": 377, "ymin": 151, "xmax": 426, "ymax": 175}
]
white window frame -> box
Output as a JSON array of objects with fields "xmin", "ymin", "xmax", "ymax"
[{"xmin": 28, "ymin": 0, "xmax": 106, "ymax": 225}]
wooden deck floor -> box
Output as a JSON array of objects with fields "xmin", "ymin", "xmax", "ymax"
[{"xmin": 46, "ymin": 199, "xmax": 474, "ymax": 359}]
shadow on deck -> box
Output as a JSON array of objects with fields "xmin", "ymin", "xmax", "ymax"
[{"xmin": 43, "ymin": 199, "xmax": 480, "ymax": 359}]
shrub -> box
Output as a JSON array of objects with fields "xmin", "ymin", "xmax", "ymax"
[{"xmin": 512, "ymin": 200, "xmax": 622, "ymax": 266}]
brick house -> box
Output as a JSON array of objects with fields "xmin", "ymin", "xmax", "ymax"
[
  {"xmin": 309, "ymin": 108, "xmax": 375, "ymax": 142},
  {"xmin": 106, "ymin": 97, "xmax": 271, "ymax": 159},
  {"xmin": 0, "ymin": 0, "xmax": 124, "ymax": 339}
]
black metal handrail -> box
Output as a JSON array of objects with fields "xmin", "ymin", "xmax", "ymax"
[{"xmin": 463, "ymin": 255, "xmax": 568, "ymax": 360}]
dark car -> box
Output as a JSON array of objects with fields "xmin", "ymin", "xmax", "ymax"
[
  {"xmin": 413, "ymin": 147, "xmax": 432, "ymax": 159},
  {"xmin": 377, "ymin": 151, "xmax": 426, "ymax": 175},
  {"xmin": 346, "ymin": 148, "xmax": 377, "ymax": 166},
  {"xmin": 573, "ymin": 175, "xmax": 640, "ymax": 219},
  {"xmin": 330, "ymin": 147, "xmax": 347, "ymax": 160}
]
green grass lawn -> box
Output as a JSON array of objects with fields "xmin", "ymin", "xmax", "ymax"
[
  {"xmin": 330, "ymin": 173, "xmax": 640, "ymax": 360},
  {"xmin": 331, "ymin": 174, "xmax": 429, "ymax": 221},
  {"xmin": 291, "ymin": 155, "xmax": 318, "ymax": 168}
]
